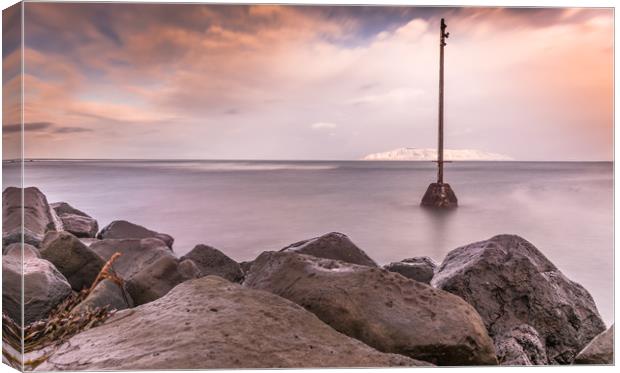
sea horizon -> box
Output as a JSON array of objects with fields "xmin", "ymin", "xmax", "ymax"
[{"xmin": 3, "ymin": 158, "xmax": 615, "ymax": 163}]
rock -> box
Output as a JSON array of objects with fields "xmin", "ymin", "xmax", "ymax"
[
  {"xmin": 78, "ymin": 237, "xmax": 99, "ymax": 247},
  {"xmin": 180, "ymin": 244, "xmax": 243, "ymax": 282},
  {"xmin": 59, "ymin": 213, "xmax": 96, "ymax": 235},
  {"xmin": 240, "ymin": 260, "xmax": 254, "ymax": 274},
  {"xmin": 280, "ymin": 232, "xmax": 377, "ymax": 267},
  {"xmin": 495, "ymin": 324, "xmax": 547, "ymax": 365},
  {"xmin": 60, "ymin": 214, "xmax": 98, "ymax": 238},
  {"xmin": 2, "ymin": 256, "xmax": 72, "ymax": 324},
  {"xmin": 126, "ymin": 255, "xmax": 186, "ymax": 305},
  {"xmin": 3, "ymin": 187, "xmax": 56, "ymax": 248},
  {"xmin": 244, "ymin": 251, "xmax": 497, "ymax": 366},
  {"xmin": 71, "ymin": 279, "xmax": 133, "ymax": 314},
  {"xmin": 3, "ymin": 242, "xmax": 41, "ymax": 258},
  {"xmin": 384, "ymin": 256, "xmax": 437, "ymax": 284},
  {"xmin": 154, "ymin": 233, "xmax": 174, "ymax": 248},
  {"xmin": 37, "ymin": 276, "xmax": 428, "ymax": 370},
  {"xmin": 39, "ymin": 231, "xmax": 105, "ymax": 291},
  {"xmin": 97, "ymin": 220, "xmax": 174, "ymax": 249},
  {"xmin": 431, "ymin": 235, "xmax": 606, "ymax": 364},
  {"xmin": 50, "ymin": 202, "xmax": 89, "ymax": 217},
  {"xmin": 51, "ymin": 202, "xmax": 99, "ymax": 238},
  {"xmin": 574, "ymin": 325, "xmax": 614, "ymax": 364},
  {"xmin": 90, "ymin": 238, "xmax": 184, "ymax": 305},
  {"xmin": 2, "ymin": 256, "xmax": 23, "ymax": 323},
  {"xmin": 89, "ymin": 238, "xmax": 173, "ymax": 279},
  {"xmin": 178, "ymin": 259, "xmax": 201, "ymax": 280}
]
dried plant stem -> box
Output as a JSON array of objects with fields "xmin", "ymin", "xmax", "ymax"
[{"xmin": 2, "ymin": 252, "xmax": 125, "ymax": 369}]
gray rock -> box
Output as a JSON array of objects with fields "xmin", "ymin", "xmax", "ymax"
[
  {"xmin": 37, "ymin": 276, "xmax": 428, "ymax": 370},
  {"xmin": 78, "ymin": 237, "xmax": 99, "ymax": 247},
  {"xmin": 72, "ymin": 279, "xmax": 133, "ymax": 314},
  {"xmin": 280, "ymin": 232, "xmax": 377, "ymax": 267},
  {"xmin": 244, "ymin": 251, "xmax": 497, "ymax": 366},
  {"xmin": 40, "ymin": 231, "xmax": 105, "ymax": 291},
  {"xmin": 180, "ymin": 244, "xmax": 243, "ymax": 282},
  {"xmin": 126, "ymin": 255, "xmax": 186, "ymax": 305},
  {"xmin": 90, "ymin": 238, "xmax": 184, "ymax": 305},
  {"xmin": 51, "ymin": 202, "xmax": 99, "ymax": 238},
  {"xmin": 97, "ymin": 220, "xmax": 174, "ymax": 249},
  {"xmin": 384, "ymin": 256, "xmax": 437, "ymax": 283},
  {"xmin": 240, "ymin": 260, "xmax": 254, "ymax": 274},
  {"xmin": 178, "ymin": 259, "xmax": 201, "ymax": 280},
  {"xmin": 431, "ymin": 234, "xmax": 606, "ymax": 364},
  {"xmin": 2, "ymin": 256, "xmax": 72, "ymax": 324},
  {"xmin": 2, "ymin": 256, "xmax": 23, "ymax": 323},
  {"xmin": 60, "ymin": 214, "xmax": 98, "ymax": 238},
  {"xmin": 3, "ymin": 242, "xmax": 41, "ymax": 258},
  {"xmin": 153, "ymin": 233, "xmax": 174, "ymax": 249},
  {"xmin": 574, "ymin": 325, "xmax": 614, "ymax": 364},
  {"xmin": 89, "ymin": 238, "xmax": 173, "ymax": 279},
  {"xmin": 495, "ymin": 324, "xmax": 547, "ymax": 365},
  {"xmin": 3, "ymin": 187, "xmax": 57, "ymax": 248},
  {"xmin": 50, "ymin": 202, "xmax": 89, "ymax": 217}
]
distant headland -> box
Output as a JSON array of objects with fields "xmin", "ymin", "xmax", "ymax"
[{"xmin": 362, "ymin": 148, "xmax": 514, "ymax": 161}]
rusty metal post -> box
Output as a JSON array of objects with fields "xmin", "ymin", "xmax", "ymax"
[
  {"xmin": 421, "ymin": 18, "xmax": 457, "ymax": 208},
  {"xmin": 437, "ymin": 18, "xmax": 449, "ymax": 184}
]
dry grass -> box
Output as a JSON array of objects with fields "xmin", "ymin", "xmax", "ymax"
[{"xmin": 2, "ymin": 252, "xmax": 125, "ymax": 370}]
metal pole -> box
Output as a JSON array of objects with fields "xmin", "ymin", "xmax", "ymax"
[{"xmin": 437, "ymin": 18, "xmax": 448, "ymax": 184}]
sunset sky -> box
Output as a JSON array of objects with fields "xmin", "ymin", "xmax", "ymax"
[{"xmin": 2, "ymin": 3, "xmax": 614, "ymax": 160}]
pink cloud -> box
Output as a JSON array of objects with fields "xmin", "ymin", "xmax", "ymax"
[{"xmin": 8, "ymin": 4, "xmax": 613, "ymax": 160}]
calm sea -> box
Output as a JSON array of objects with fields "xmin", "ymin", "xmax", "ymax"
[{"xmin": 2, "ymin": 160, "xmax": 614, "ymax": 325}]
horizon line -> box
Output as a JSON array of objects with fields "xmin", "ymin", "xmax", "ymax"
[{"xmin": 2, "ymin": 158, "xmax": 614, "ymax": 163}]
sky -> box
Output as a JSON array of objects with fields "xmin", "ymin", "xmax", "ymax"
[{"xmin": 2, "ymin": 3, "xmax": 614, "ymax": 160}]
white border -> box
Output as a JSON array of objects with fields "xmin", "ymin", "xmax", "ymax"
[{"xmin": 0, "ymin": 1, "xmax": 616, "ymax": 373}]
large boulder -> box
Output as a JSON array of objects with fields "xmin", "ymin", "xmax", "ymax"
[
  {"xmin": 180, "ymin": 244, "xmax": 243, "ymax": 282},
  {"xmin": 3, "ymin": 242, "xmax": 41, "ymax": 258},
  {"xmin": 71, "ymin": 279, "xmax": 133, "ymax": 315},
  {"xmin": 431, "ymin": 235, "xmax": 606, "ymax": 364},
  {"xmin": 383, "ymin": 256, "xmax": 437, "ymax": 284},
  {"xmin": 97, "ymin": 220, "xmax": 174, "ymax": 249},
  {"xmin": 39, "ymin": 231, "xmax": 105, "ymax": 291},
  {"xmin": 2, "ymin": 256, "xmax": 72, "ymax": 325},
  {"xmin": 244, "ymin": 251, "xmax": 497, "ymax": 366},
  {"xmin": 573, "ymin": 325, "xmax": 614, "ymax": 364},
  {"xmin": 37, "ymin": 276, "xmax": 428, "ymax": 370},
  {"xmin": 90, "ymin": 238, "xmax": 184, "ymax": 305},
  {"xmin": 3, "ymin": 187, "xmax": 56, "ymax": 248},
  {"xmin": 280, "ymin": 232, "xmax": 377, "ymax": 267},
  {"xmin": 51, "ymin": 202, "xmax": 99, "ymax": 238}
]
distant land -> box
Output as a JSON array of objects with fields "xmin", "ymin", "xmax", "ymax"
[{"xmin": 362, "ymin": 148, "xmax": 514, "ymax": 161}]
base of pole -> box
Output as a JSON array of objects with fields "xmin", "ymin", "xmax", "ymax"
[{"xmin": 421, "ymin": 182, "xmax": 458, "ymax": 208}]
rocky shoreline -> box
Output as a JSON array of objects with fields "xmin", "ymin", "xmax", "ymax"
[{"xmin": 2, "ymin": 186, "xmax": 614, "ymax": 369}]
